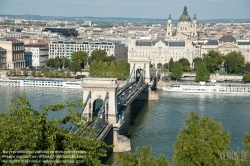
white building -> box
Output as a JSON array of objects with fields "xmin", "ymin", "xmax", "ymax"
[
  {"xmin": 84, "ymin": 21, "xmax": 92, "ymax": 26},
  {"xmin": 49, "ymin": 39, "xmax": 127, "ymax": 61},
  {"xmin": 128, "ymin": 37, "xmax": 194, "ymax": 68},
  {"xmin": 166, "ymin": 5, "xmax": 197, "ymax": 40},
  {"xmin": 201, "ymin": 35, "xmax": 250, "ymax": 63},
  {"xmin": 128, "ymin": 6, "xmax": 197, "ymax": 68},
  {"xmin": 24, "ymin": 44, "xmax": 49, "ymax": 67}
]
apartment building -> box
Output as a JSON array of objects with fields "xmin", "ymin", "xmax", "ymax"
[
  {"xmin": 0, "ymin": 39, "xmax": 25, "ymax": 69},
  {"xmin": 49, "ymin": 39, "xmax": 127, "ymax": 61},
  {"xmin": 24, "ymin": 44, "xmax": 49, "ymax": 67}
]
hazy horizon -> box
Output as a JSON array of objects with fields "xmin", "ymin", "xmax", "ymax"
[{"xmin": 0, "ymin": 0, "xmax": 250, "ymax": 20}]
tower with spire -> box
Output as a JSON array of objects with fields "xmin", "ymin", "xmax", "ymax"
[{"xmin": 166, "ymin": 14, "xmax": 172, "ymax": 38}]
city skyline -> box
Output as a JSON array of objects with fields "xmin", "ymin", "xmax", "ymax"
[{"xmin": 0, "ymin": 0, "xmax": 250, "ymax": 20}]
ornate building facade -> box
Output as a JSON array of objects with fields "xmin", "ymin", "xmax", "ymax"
[
  {"xmin": 201, "ymin": 35, "xmax": 250, "ymax": 63},
  {"xmin": 128, "ymin": 6, "xmax": 197, "ymax": 68}
]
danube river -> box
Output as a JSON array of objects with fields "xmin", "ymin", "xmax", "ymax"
[{"xmin": 0, "ymin": 86, "xmax": 250, "ymax": 163}]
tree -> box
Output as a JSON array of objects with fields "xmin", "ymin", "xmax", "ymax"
[
  {"xmin": 23, "ymin": 69, "xmax": 28, "ymax": 77},
  {"xmin": 48, "ymin": 69, "xmax": 54, "ymax": 78},
  {"xmin": 225, "ymin": 51, "xmax": 245, "ymax": 74},
  {"xmin": 157, "ymin": 63, "xmax": 162, "ymax": 70},
  {"xmin": 0, "ymin": 93, "xmax": 110, "ymax": 166},
  {"xmin": 163, "ymin": 63, "xmax": 168, "ymax": 70},
  {"xmin": 54, "ymin": 57, "xmax": 63, "ymax": 69},
  {"xmin": 242, "ymin": 73, "xmax": 250, "ymax": 83},
  {"xmin": 202, "ymin": 50, "xmax": 223, "ymax": 73},
  {"xmin": 117, "ymin": 146, "xmax": 169, "ymax": 166},
  {"xmin": 89, "ymin": 60, "xmax": 98, "ymax": 77},
  {"xmin": 89, "ymin": 50, "xmax": 107, "ymax": 63},
  {"xmin": 71, "ymin": 51, "xmax": 88, "ymax": 68},
  {"xmin": 69, "ymin": 61, "xmax": 81, "ymax": 75},
  {"xmin": 46, "ymin": 58, "xmax": 55, "ymax": 68},
  {"xmin": 101, "ymin": 62, "xmax": 109, "ymax": 77},
  {"xmin": 169, "ymin": 58, "xmax": 174, "ymax": 72},
  {"xmin": 193, "ymin": 57, "xmax": 203, "ymax": 70},
  {"xmin": 62, "ymin": 57, "xmax": 70, "ymax": 68},
  {"xmin": 173, "ymin": 112, "xmax": 231, "ymax": 166},
  {"xmin": 179, "ymin": 58, "xmax": 191, "ymax": 71},
  {"xmin": 195, "ymin": 62, "xmax": 210, "ymax": 82},
  {"xmin": 171, "ymin": 61, "xmax": 183, "ymax": 81},
  {"xmin": 104, "ymin": 55, "xmax": 116, "ymax": 63},
  {"xmin": 243, "ymin": 132, "xmax": 250, "ymax": 164},
  {"xmin": 31, "ymin": 70, "xmax": 36, "ymax": 77},
  {"xmin": 109, "ymin": 62, "xmax": 116, "ymax": 78},
  {"xmin": 245, "ymin": 63, "xmax": 250, "ymax": 73},
  {"xmin": 60, "ymin": 71, "xmax": 66, "ymax": 78},
  {"xmin": 36, "ymin": 71, "xmax": 42, "ymax": 77}
]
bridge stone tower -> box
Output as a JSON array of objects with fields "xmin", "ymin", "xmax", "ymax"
[
  {"xmin": 129, "ymin": 57, "xmax": 151, "ymax": 83},
  {"xmin": 81, "ymin": 78, "xmax": 118, "ymax": 124}
]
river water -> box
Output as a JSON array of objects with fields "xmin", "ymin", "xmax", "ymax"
[{"xmin": 0, "ymin": 86, "xmax": 249, "ymax": 163}]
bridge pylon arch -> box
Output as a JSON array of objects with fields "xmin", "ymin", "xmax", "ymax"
[
  {"xmin": 128, "ymin": 57, "xmax": 151, "ymax": 84},
  {"xmin": 81, "ymin": 78, "xmax": 118, "ymax": 124}
]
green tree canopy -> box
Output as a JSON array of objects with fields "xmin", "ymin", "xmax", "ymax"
[
  {"xmin": 245, "ymin": 63, "xmax": 250, "ymax": 73},
  {"xmin": 89, "ymin": 60, "xmax": 98, "ymax": 77},
  {"xmin": 173, "ymin": 112, "xmax": 231, "ymax": 166},
  {"xmin": 193, "ymin": 57, "xmax": 203, "ymax": 70},
  {"xmin": 90, "ymin": 50, "xmax": 107, "ymax": 63},
  {"xmin": 179, "ymin": 58, "xmax": 191, "ymax": 71},
  {"xmin": 242, "ymin": 73, "xmax": 250, "ymax": 83},
  {"xmin": 163, "ymin": 63, "xmax": 169, "ymax": 70},
  {"xmin": 243, "ymin": 132, "xmax": 250, "ymax": 164},
  {"xmin": 195, "ymin": 62, "xmax": 211, "ymax": 82},
  {"xmin": 202, "ymin": 50, "xmax": 223, "ymax": 73},
  {"xmin": 117, "ymin": 146, "xmax": 169, "ymax": 166},
  {"xmin": 71, "ymin": 51, "xmax": 88, "ymax": 68},
  {"xmin": 0, "ymin": 93, "xmax": 109, "ymax": 166},
  {"xmin": 23, "ymin": 69, "xmax": 28, "ymax": 77},
  {"xmin": 225, "ymin": 51, "xmax": 245, "ymax": 74},
  {"xmin": 104, "ymin": 55, "xmax": 116, "ymax": 63},
  {"xmin": 68, "ymin": 61, "xmax": 81, "ymax": 75},
  {"xmin": 169, "ymin": 58, "xmax": 174, "ymax": 72},
  {"xmin": 171, "ymin": 61, "xmax": 183, "ymax": 81}
]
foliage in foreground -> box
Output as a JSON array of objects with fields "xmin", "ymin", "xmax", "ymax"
[
  {"xmin": 173, "ymin": 112, "xmax": 232, "ymax": 166},
  {"xmin": 117, "ymin": 146, "xmax": 169, "ymax": 166},
  {"xmin": 0, "ymin": 93, "xmax": 110, "ymax": 166}
]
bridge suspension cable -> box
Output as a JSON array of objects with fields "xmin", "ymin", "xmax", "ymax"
[
  {"xmin": 92, "ymin": 92, "xmax": 109, "ymax": 131},
  {"xmin": 116, "ymin": 64, "xmax": 146, "ymax": 124},
  {"xmin": 81, "ymin": 92, "xmax": 91, "ymax": 115},
  {"xmin": 117, "ymin": 64, "xmax": 135, "ymax": 96}
]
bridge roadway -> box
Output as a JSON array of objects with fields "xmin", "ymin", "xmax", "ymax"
[{"xmin": 94, "ymin": 81, "xmax": 148, "ymax": 141}]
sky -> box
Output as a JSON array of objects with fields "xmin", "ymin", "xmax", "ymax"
[{"xmin": 0, "ymin": 0, "xmax": 250, "ymax": 20}]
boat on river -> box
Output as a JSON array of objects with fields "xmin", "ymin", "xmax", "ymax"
[
  {"xmin": 0, "ymin": 78, "xmax": 82, "ymax": 89},
  {"xmin": 162, "ymin": 82, "xmax": 250, "ymax": 94}
]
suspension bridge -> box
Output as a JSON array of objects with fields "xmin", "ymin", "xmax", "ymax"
[{"xmin": 80, "ymin": 57, "xmax": 158, "ymax": 152}]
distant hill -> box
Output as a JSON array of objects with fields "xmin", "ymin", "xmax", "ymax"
[{"xmin": 0, "ymin": 14, "xmax": 249, "ymax": 25}]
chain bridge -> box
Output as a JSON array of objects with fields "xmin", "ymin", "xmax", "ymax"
[{"xmin": 81, "ymin": 57, "xmax": 158, "ymax": 152}]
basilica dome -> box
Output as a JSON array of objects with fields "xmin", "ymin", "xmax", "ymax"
[{"xmin": 179, "ymin": 5, "xmax": 191, "ymax": 22}]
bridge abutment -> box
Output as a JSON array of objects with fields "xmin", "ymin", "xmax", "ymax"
[
  {"xmin": 135, "ymin": 87, "xmax": 159, "ymax": 100},
  {"xmin": 113, "ymin": 127, "xmax": 131, "ymax": 152}
]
